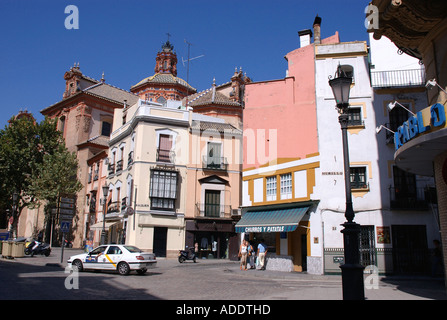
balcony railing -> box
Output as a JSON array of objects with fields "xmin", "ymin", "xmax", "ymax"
[
  {"xmin": 202, "ymin": 156, "xmax": 228, "ymax": 171},
  {"xmin": 196, "ymin": 203, "xmax": 232, "ymax": 218},
  {"xmin": 108, "ymin": 163, "xmax": 115, "ymax": 175},
  {"xmin": 107, "ymin": 201, "xmax": 120, "ymax": 214},
  {"xmin": 389, "ymin": 186, "xmax": 429, "ymax": 210},
  {"xmin": 157, "ymin": 148, "xmax": 175, "ymax": 163},
  {"xmin": 370, "ymin": 68, "xmax": 425, "ymax": 88},
  {"xmin": 116, "ymin": 160, "xmax": 123, "ymax": 173}
]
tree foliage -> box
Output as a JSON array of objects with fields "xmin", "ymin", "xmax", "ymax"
[{"xmin": 0, "ymin": 116, "xmax": 81, "ymax": 237}]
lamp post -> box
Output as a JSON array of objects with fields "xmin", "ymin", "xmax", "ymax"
[
  {"xmin": 329, "ymin": 65, "xmax": 365, "ymax": 300},
  {"xmin": 101, "ymin": 185, "xmax": 109, "ymax": 245}
]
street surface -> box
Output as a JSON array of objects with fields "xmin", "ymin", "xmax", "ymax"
[{"xmin": 1, "ymin": 248, "xmax": 446, "ymax": 302}]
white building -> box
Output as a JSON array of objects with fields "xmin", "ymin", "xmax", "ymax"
[{"xmin": 312, "ymin": 34, "xmax": 438, "ymax": 275}]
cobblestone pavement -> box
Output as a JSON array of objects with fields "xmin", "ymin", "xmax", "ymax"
[{"xmin": 1, "ymin": 248, "xmax": 446, "ymax": 301}]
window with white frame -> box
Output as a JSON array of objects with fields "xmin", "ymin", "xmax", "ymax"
[
  {"xmin": 280, "ymin": 173, "xmax": 292, "ymax": 199},
  {"xmin": 149, "ymin": 170, "xmax": 178, "ymax": 211},
  {"xmin": 350, "ymin": 167, "xmax": 368, "ymax": 189},
  {"xmin": 266, "ymin": 176, "xmax": 277, "ymax": 201}
]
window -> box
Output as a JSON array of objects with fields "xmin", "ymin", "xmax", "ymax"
[
  {"xmin": 59, "ymin": 116, "xmax": 66, "ymax": 134},
  {"xmin": 157, "ymin": 134, "xmax": 173, "ymax": 162},
  {"xmin": 266, "ymin": 176, "xmax": 277, "ymax": 201},
  {"xmin": 107, "ymin": 246, "xmax": 123, "ymax": 255},
  {"xmin": 205, "ymin": 190, "xmax": 220, "ymax": 217},
  {"xmin": 389, "ymin": 103, "xmax": 411, "ymax": 132},
  {"xmin": 101, "ymin": 121, "xmax": 112, "ymax": 137},
  {"xmin": 339, "ymin": 65, "xmax": 354, "ymax": 82},
  {"xmin": 280, "ymin": 173, "xmax": 292, "ymax": 199},
  {"xmin": 350, "ymin": 167, "xmax": 367, "ymax": 189},
  {"xmin": 206, "ymin": 142, "xmax": 223, "ymax": 169},
  {"xmin": 347, "ymin": 108, "xmax": 363, "ymax": 126},
  {"xmin": 150, "ymin": 170, "xmax": 178, "ymax": 210}
]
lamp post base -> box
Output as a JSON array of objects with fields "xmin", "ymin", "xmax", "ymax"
[
  {"xmin": 340, "ymin": 221, "xmax": 365, "ymax": 300},
  {"xmin": 340, "ymin": 263, "xmax": 365, "ymax": 300}
]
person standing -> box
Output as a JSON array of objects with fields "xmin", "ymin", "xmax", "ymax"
[
  {"xmin": 257, "ymin": 239, "xmax": 268, "ymax": 270},
  {"xmin": 238, "ymin": 240, "xmax": 248, "ymax": 270},
  {"xmin": 247, "ymin": 240, "xmax": 255, "ymax": 269}
]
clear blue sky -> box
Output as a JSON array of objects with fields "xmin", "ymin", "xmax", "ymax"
[{"xmin": 0, "ymin": 0, "xmax": 371, "ymax": 128}]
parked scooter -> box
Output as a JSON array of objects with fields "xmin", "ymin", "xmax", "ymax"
[
  {"xmin": 24, "ymin": 240, "xmax": 51, "ymax": 257},
  {"xmin": 178, "ymin": 246, "xmax": 197, "ymax": 263},
  {"xmin": 64, "ymin": 239, "xmax": 73, "ymax": 248}
]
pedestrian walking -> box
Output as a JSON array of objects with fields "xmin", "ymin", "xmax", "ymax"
[
  {"xmin": 257, "ymin": 239, "xmax": 268, "ymax": 270},
  {"xmin": 247, "ymin": 241, "xmax": 255, "ymax": 269},
  {"xmin": 238, "ymin": 239, "xmax": 248, "ymax": 271}
]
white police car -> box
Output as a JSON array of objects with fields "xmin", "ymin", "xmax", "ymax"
[{"xmin": 67, "ymin": 244, "xmax": 156, "ymax": 275}]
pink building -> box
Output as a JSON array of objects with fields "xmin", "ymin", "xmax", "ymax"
[{"xmin": 239, "ymin": 18, "xmax": 340, "ymax": 272}]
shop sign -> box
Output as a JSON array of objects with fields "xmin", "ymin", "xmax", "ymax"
[
  {"xmin": 243, "ymin": 226, "xmax": 285, "ymax": 233},
  {"xmin": 394, "ymin": 103, "xmax": 446, "ymax": 151}
]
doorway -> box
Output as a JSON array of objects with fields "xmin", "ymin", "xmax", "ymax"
[
  {"xmin": 153, "ymin": 227, "xmax": 167, "ymax": 257},
  {"xmin": 392, "ymin": 225, "xmax": 429, "ymax": 274}
]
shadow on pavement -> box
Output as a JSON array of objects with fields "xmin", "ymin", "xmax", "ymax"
[
  {"xmin": 0, "ymin": 259, "xmax": 161, "ymax": 300},
  {"xmin": 380, "ymin": 276, "xmax": 447, "ymax": 300}
]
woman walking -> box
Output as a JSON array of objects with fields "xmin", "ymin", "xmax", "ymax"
[{"xmin": 238, "ymin": 240, "xmax": 248, "ymax": 270}]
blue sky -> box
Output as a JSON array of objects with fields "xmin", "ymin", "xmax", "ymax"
[{"xmin": 0, "ymin": 0, "xmax": 371, "ymax": 128}]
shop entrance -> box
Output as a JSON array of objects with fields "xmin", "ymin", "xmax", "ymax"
[{"xmin": 195, "ymin": 232, "xmax": 229, "ymax": 259}]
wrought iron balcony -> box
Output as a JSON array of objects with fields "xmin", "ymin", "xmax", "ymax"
[
  {"xmin": 116, "ymin": 159, "xmax": 123, "ymax": 172},
  {"xmin": 108, "ymin": 163, "xmax": 115, "ymax": 175},
  {"xmin": 195, "ymin": 203, "xmax": 232, "ymax": 218},
  {"xmin": 202, "ymin": 156, "xmax": 228, "ymax": 171},
  {"xmin": 389, "ymin": 186, "xmax": 429, "ymax": 210}
]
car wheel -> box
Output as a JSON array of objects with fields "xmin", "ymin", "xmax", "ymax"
[
  {"xmin": 136, "ymin": 268, "xmax": 147, "ymax": 275},
  {"xmin": 118, "ymin": 262, "xmax": 130, "ymax": 275},
  {"xmin": 72, "ymin": 259, "xmax": 83, "ymax": 272}
]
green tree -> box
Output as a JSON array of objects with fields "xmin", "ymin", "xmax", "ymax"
[
  {"xmin": 0, "ymin": 116, "xmax": 81, "ymax": 238},
  {"xmin": 27, "ymin": 144, "xmax": 82, "ymax": 205}
]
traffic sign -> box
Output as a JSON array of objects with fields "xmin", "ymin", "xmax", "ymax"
[{"xmin": 60, "ymin": 221, "xmax": 71, "ymax": 233}]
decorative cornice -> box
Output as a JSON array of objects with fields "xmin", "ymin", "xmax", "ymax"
[{"xmin": 369, "ymin": 0, "xmax": 447, "ymax": 60}]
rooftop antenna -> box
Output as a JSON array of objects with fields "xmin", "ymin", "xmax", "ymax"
[{"xmin": 183, "ymin": 39, "xmax": 204, "ymax": 108}]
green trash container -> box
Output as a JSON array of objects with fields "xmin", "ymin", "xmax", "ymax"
[
  {"xmin": 12, "ymin": 242, "xmax": 25, "ymax": 258},
  {"xmin": 2, "ymin": 241, "xmax": 13, "ymax": 258}
]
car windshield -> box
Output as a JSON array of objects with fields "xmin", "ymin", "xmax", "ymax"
[{"xmin": 124, "ymin": 245, "xmax": 142, "ymax": 253}]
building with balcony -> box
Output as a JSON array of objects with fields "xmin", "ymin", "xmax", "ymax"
[
  {"xmin": 369, "ymin": 0, "xmax": 447, "ymax": 280},
  {"xmin": 315, "ymin": 32, "xmax": 438, "ymax": 276},
  {"xmin": 185, "ymin": 117, "xmax": 243, "ymax": 260},
  {"xmin": 106, "ymin": 99, "xmax": 191, "ymax": 258},
  {"xmin": 37, "ymin": 64, "xmax": 138, "ymax": 248}
]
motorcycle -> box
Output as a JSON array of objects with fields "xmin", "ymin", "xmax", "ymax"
[
  {"xmin": 178, "ymin": 246, "xmax": 197, "ymax": 263},
  {"xmin": 24, "ymin": 240, "xmax": 51, "ymax": 257},
  {"xmin": 64, "ymin": 239, "xmax": 73, "ymax": 248}
]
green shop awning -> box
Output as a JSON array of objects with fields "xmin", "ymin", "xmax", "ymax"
[{"xmin": 235, "ymin": 206, "xmax": 310, "ymax": 233}]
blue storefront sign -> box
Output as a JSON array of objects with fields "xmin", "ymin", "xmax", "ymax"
[{"xmin": 394, "ymin": 103, "xmax": 446, "ymax": 151}]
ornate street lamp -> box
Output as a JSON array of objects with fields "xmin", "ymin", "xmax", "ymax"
[
  {"xmin": 329, "ymin": 65, "xmax": 365, "ymax": 300},
  {"xmin": 100, "ymin": 185, "xmax": 109, "ymax": 245}
]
